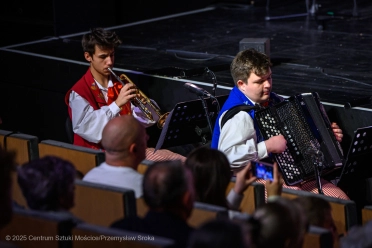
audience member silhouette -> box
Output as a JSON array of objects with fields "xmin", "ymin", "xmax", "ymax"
[
  {"xmin": 340, "ymin": 220, "xmax": 372, "ymax": 248},
  {"xmin": 17, "ymin": 156, "xmax": 79, "ymax": 222},
  {"xmin": 246, "ymin": 197, "xmax": 309, "ymax": 248},
  {"xmin": 185, "ymin": 146, "xmax": 234, "ymax": 207},
  {"xmin": 292, "ymin": 195, "xmax": 339, "ymax": 246},
  {"xmin": 188, "ymin": 218, "xmax": 249, "ymax": 248},
  {"xmin": 111, "ymin": 160, "xmax": 195, "ymax": 248},
  {"xmin": 83, "ymin": 115, "xmax": 146, "ymax": 198},
  {"xmin": 185, "ymin": 146, "xmax": 283, "ymax": 210},
  {"xmin": 185, "ymin": 146, "xmax": 256, "ymax": 210}
]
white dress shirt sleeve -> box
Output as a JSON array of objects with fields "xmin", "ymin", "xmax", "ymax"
[
  {"xmin": 218, "ymin": 110, "xmax": 268, "ymax": 168},
  {"xmin": 69, "ymin": 91, "xmax": 121, "ymax": 143},
  {"xmin": 69, "ymin": 91, "xmax": 156, "ymax": 143}
]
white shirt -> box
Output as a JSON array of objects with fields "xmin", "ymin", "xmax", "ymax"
[
  {"xmin": 217, "ymin": 110, "xmax": 268, "ymax": 169},
  {"xmin": 82, "ymin": 162, "xmax": 143, "ymax": 198},
  {"xmin": 69, "ymin": 79, "xmax": 155, "ymax": 144}
]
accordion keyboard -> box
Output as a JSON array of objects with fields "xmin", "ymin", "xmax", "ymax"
[{"xmin": 256, "ymin": 100, "xmax": 322, "ymax": 185}]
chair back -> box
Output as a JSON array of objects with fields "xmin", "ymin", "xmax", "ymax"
[
  {"xmin": 136, "ymin": 197, "xmax": 149, "ymax": 218},
  {"xmin": 71, "ymin": 179, "xmax": 137, "ymax": 227},
  {"xmin": 0, "ymin": 207, "xmax": 75, "ymax": 248},
  {"xmin": 303, "ymin": 225, "xmax": 334, "ymax": 248},
  {"xmin": 362, "ymin": 205, "xmax": 372, "ymax": 225},
  {"xmin": 38, "ymin": 140, "xmax": 105, "ymax": 176},
  {"xmin": 137, "ymin": 160, "xmax": 153, "ymax": 175},
  {"xmin": 0, "ymin": 129, "xmax": 39, "ymax": 165},
  {"xmin": 11, "ymin": 167, "xmax": 28, "ymax": 208},
  {"xmin": 188, "ymin": 201, "xmax": 228, "ymax": 228}
]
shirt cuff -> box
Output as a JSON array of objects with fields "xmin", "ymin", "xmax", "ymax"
[
  {"xmin": 226, "ymin": 188, "xmax": 244, "ymax": 211},
  {"xmin": 257, "ymin": 141, "xmax": 268, "ymax": 159},
  {"xmin": 109, "ymin": 102, "xmax": 121, "ymax": 115},
  {"xmin": 267, "ymin": 195, "xmax": 281, "ymax": 202}
]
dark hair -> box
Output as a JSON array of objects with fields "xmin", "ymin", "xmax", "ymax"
[
  {"xmin": 0, "ymin": 146, "xmax": 16, "ymax": 228},
  {"xmin": 17, "ymin": 156, "xmax": 76, "ymax": 211},
  {"xmin": 230, "ymin": 48, "xmax": 272, "ymax": 86},
  {"xmin": 81, "ymin": 27, "xmax": 122, "ymax": 56},
  {"xmin": 143, "ymin": 160, "xmax": 189, "ymax": 210},
  {"xmin": 188, "ymin": 218, "xmax": 246, "ymax": 248},
  {"xmin": 185, "ymin": 146, "xmax": 231, "ymax": 207},
  {"xmin": 340, "ymin": 221, "xmax": 372, "ymax": 248},
  {"xmin": 292, "ymin": 195, "xmax": 332, "ymax": 227},
  {"xmin": 249, "ymin": 197, "xmax": 308, "ymax": 248}
]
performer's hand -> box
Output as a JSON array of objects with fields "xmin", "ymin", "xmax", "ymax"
[
  {"xmin": 265, "ymin": 135, "xmax": 287, "ymax": 154},
  {"xmin": 265, "ymin": 162, "xmax": 283, "ymax": 197},
  {"xmin": 331, "ymin": 122, "xmax": 343, "ymax": 142},
  {"xmin": 115, "ymin": 83, "xmax": 137, "ymax": 107},
  {"xmin": 233, "ymin": 162, "xmax": 257, "ymax": 195}
]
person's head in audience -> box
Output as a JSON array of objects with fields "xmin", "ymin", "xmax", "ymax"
[
  {"xmin": 102, "ymin": 115, "xmax": 148, "ymax": 169},
  {"xmin": 143, "ymin": 160, "xmax": 194, "ymax": 221},
  {"xmin": 188, "ymin": 218, "xmax": 249, "ymax": 248},
  {"xmin": 0, "ymin": 146, "xmax": 16, "ymax": 229},
  {"xmin": 340, "ymin": 220, "xmax": 372, "ymax": 248},
  {"xmin": 185, "ymin": 146, "xmax": 231, "ymax": 207},
  {"xmin": 247, "ymin": 197, "xmax": 308, "ymax": 248},
  {"xmin": 292, "ymin": 195, "xmax": 338, "ymax": 243},
  {"xmin": 18, "ymin": 156, "xmax": 76, "ymax": 211}
]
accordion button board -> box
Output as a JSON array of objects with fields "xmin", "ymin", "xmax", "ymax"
[{"xmin": 256, "ymin": 92, "xmax": 344, "ymax": 185}]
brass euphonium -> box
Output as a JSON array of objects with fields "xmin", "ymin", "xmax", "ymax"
[{"xmin": 108, "ymin": 68, "xmax": 169, "ymax": 128}]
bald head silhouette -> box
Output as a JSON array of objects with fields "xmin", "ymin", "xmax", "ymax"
[{"xmin": 101, "ymin": 115, "xmax": 148, "ymax": 168}]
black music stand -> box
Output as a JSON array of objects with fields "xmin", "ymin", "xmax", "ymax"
[
  {"xmin": 335, "ymin": 126, "xmax": 372, "ymax": 209},
  {"xmin": 155, "ymin": 95, "xmax": 228, "ymax": 151},
  {"xmin": 338, "ymin": 126, "xmax": 372, "ymax": 182}
]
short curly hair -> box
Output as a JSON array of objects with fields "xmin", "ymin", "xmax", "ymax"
[
  {"xmin": 81, "ymin": 27, "xmax": 122, "ymax": 56},
  {"xmin": 18, "ymin": 156, "xmax": 76, "ymax": 211},
  {"xmin": 230, "ymin": 48, "xmax": 272, "ymax": 86}
]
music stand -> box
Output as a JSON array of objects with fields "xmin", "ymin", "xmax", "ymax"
[
  {"xmin": 338, "ymin": 126, "xmax": 372, "ymax": 182},
  {"xmin": 155, "ymin": 95, "xmax": 228, "ymax": 151}
]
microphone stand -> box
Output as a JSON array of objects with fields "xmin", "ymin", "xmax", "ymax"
[
  {"xmin": 314, "ymin": 160, "xmax": 324, "ymax": 195},
  {"xmin": 199, "ymin": 96, "xmax": 213, "ymax": 135},
  {"xmin": 204, "ymin": 68, "xmax": 220, "ymax": 116},
  {"xmin": 205, "ymin": 67, "xmax": 217, "ymax": 97},
  {"xmin": 307, "ymin": 148, "xmax": 324, "ymax": 194}
]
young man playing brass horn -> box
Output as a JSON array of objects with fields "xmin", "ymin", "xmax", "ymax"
[{"xmin": 65, "ymin": 27, "xmax": 184, "ymax": 162}]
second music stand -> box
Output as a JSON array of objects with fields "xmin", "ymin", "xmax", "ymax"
[
  {"xmin": 155, "ymin": 95, "xmax": 228, "ymax": 151},
  {"xmin": 338, "ymin": 126, "xmax": 372, "ymax": 182}
]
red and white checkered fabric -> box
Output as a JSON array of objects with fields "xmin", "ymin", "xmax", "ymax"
[
  {"xmin": 145, "ymin": 147, "xmax": 186, "ymax": 162},
  {"xmin": 256, "ymin": 178, "xmax": 350, "ymax": 200}
]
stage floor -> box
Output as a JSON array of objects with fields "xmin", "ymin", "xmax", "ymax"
[
  {"xmin": 2, "ymin": 0, "xmax": 372, "ymax": 106},
  {"xmin": 0, "ymin": 0, "xmax": 372, "ymax": 143}
]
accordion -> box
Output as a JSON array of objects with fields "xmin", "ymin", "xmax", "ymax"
[{"xmin": 255, "ymin": 92, "xmax": 344, "ymax": 185}]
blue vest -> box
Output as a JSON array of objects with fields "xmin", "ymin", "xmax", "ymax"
[{"xmin": 211, "ymin": 87, "xmax": 282, "ymax": 149}]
